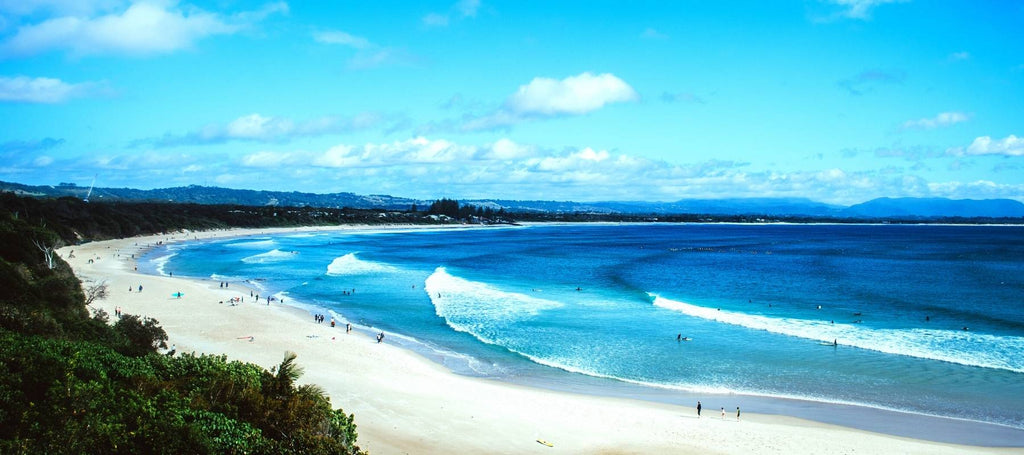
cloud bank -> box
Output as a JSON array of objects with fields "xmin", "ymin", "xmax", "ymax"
[
  {"xmin": 964, "ymin": 135, "xmax": 1024, "ymax": 157},
  {"xmin": 901, "ymin": 112, "xmax": 969, "ymax": 130},
  {"xmin": 0, "ymin": 76, "xmax": 96, "ymax": 103},
  {"xmin": 1, "ymin": 1, "xmax": 287, "ymax": 57},
  {"xmin": 13, "ymin": 135, "xmax": 1019, "ymax": 205},
  {"xmin": 137, "ymin": 112, "xmax": 396, "ymax": 147}
]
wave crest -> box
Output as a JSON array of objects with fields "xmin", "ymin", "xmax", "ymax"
[
  {"xmin": 241, "ymin": 249, "xmax": 297, "ymax": 264},
  {"xmin": 325, "ymin": 253, "xmax": 397, "ymax": 275},
  {"xmin": 225, "ymin": 238, "xmax": 276, "ymax": 249},
  {"xmin": 651, "ymin": 294, "xmax": 1024, "ymax": 373},
  {"xmin": 425, "ymin": 267, "xmax": 561, "ymax": 343}
]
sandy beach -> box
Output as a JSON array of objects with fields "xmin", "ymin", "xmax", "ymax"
[{"xmin": 58, "ymin": 226, "xmax": 1021, "ymax": 455}]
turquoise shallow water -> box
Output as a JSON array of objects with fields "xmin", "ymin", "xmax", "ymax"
[{"xmin": 144, "ymin": 223, "xmax": 1024, "ymax": 443}]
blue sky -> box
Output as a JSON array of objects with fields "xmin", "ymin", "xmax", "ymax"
[{"xmin": 1, "ymin": 0, "xmax": 1022, "ymax": 204}]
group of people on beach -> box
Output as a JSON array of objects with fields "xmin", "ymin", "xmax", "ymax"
[
  {"xmin": 314, "ymin": 314, "xmax": 355, "ymax": 335},
  {"xmin": 696, "ymin": 401, "xmax": 740, "ymax": 421}
]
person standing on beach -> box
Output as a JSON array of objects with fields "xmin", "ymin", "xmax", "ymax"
[
  {"xmin": 736, "ymin": 406, "xmax": 741, "ymax": 421},
  {"xmin": 721, "ymin": 407, "xmax": 725, "ymax": 419},
  {"xmin": 697, "ymin": 401, "xmax": 702, "ymax": 418}
]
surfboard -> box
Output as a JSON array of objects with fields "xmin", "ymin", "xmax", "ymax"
[{"xmin": 536, "ymin": 439, "xmax": 553, "ymax": 447}]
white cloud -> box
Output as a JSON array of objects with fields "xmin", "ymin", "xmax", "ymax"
[
  {"xmin": 10, "ymin": 135, "xmax": 1024, "ymax": 204},
  {"xmin": 506, "ymin": 72, "xmax": 638, "ymax": 116},
  {"xmin": 1, "ymin": 1, "xmax": 284, "ymax": 57},
  {"xmin": 141, "ymin": 112, "xmax": 396, "ymax": 147},
  {"xmin": 241, "ymin": 150, "xmax": 295, "ymax": 167},
  {"xmin": 532, "ymin": 147, "xmax": 610, "ymax": 172},
  {"xmin": 308, "ymin": 137, "xmax": 477, "ymax": 168},
  {"xmin": 0, "ymin": 75, "xmax": 94, "ymax": 103},
  {"xmin": 459, "ymin": 72, "xmax": 638, "ymax": 131},
  {"xmin": 422, "ymin": 0, "xmax": 480, "ymax": 28},
  {"xmin": 947, "ymin": 51, "xmax": 970, "ymax": 62},
  {"xmin": 964, "ymin": 135, "xmax": 1024, "ymax": 157},
  {"xmin": 225, "ymin": 114, "xmax": 295, "ymax": 140},
  {"xmin": 347, "ymin": 47, "xmax": 416, "ymax": 69},
  {"xmin": 823, "ymin": 0, "xmax": 903, "ymax": 20},
  {"xmin": 927, "ymin": 180, "xmax": 1024, "ymax": 200},
  {"xmin": 421, "ymin": 13, "xmax": 449, "ymax": 27},
  {"xmin": 456, "ymin": 0, "xmax": 480, "ymax": 17},
  {"xmin": 900, "ymin": 111, "xmax": 969, "ymax": 130},
  {"xmin": 313, "ymin": 30, "xmax": 372, "ymax": 49},
  {"xmin": 0, "ymin": 0, "xmax": 124, "ymax": 16},
  {"xmin": 313, "ymin": 28, "xmax": 414, "ymax": 69},
  {"xmin": 487, "ymin": 138, "xmax": 534, "ymax": 160}
]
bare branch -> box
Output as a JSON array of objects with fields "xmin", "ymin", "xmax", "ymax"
[{"xmin": 85, "ymin": 280, "xmax": 109, "ymax": 305}]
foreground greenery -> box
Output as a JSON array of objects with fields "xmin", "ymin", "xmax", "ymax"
[{"xmin": 0, "ymin": 195, "xmax": 366, "ymax": 454}]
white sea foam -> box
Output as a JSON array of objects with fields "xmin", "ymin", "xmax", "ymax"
[
  {"xmin": 224, "ymin": 238, "xmax": 276, "ymax": 249},
  {"xmin": 152, "ymin": 252, "xmax": 177, "ymax": 276},
  {"xmin": 210, "ymin": 273, "xmax": 248, "ymax": 282},
  {"xmin": 282, "ymin": 233, "xmax": 322, "ymax": 239},
  {"xmin": 651, "ymin": 294, "xmax": 1024, "ymax": 373},
  {"xmin": 425, "ymin": 267, "xmax": 562, "ymax": 342},
  {"xmin": 241, "ymin": 249, "xmax": 298, "ymax": 264},
  {"xmin": 325, "ymin": 253, "xmax": 397, "ymax": 275}
]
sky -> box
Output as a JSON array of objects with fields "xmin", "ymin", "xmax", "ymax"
[{"xmin": 1, "ymin": 0, "xmax": 1022, "ymax": 205}]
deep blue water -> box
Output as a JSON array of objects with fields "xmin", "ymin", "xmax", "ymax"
[{"xmin": 145, "ymin": 224, "xmax": 1024, "ymax": 434}]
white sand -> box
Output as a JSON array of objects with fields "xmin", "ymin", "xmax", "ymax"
[{"xmin": 59, "ymin": 226, "xmax": 1018, "ymax": 455}]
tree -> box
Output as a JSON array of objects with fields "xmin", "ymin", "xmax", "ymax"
[
  {"xmin": 427, "ymin": 198, "xmax": 460, "ymax": 218},
  {"xmin": 31, "ymin": 238, "xmax": 57, "ymax": 270},
  {"xmin": 84, "ymin": 280, "xmax": 108, "ymax": 306},
  {"xmin": 113, "ymin": 314, "xmax": 168, "ymax": 356}
]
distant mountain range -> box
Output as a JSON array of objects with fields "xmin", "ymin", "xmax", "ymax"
[{"xmin": 3, "ymin": 180, "xmax": 1023, "ymax": 219}]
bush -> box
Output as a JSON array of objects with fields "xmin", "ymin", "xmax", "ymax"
[{"xmin": 112, "ymin": 314, "xmax": 168, "ymax": 357}]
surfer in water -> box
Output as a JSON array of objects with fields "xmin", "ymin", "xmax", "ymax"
[{"xmin": 833, "ymin": 339, "xmax": 838, "ymax": 347}]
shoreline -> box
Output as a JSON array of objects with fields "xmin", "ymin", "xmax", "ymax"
[{"xmin": 60, "ymin": 225, "xmax": 1023, "ymax": 454}]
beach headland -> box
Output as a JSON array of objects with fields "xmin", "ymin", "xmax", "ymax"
[{"xmin": 59, "ymin": 226, "xmax": 1022, "ymax": 454}]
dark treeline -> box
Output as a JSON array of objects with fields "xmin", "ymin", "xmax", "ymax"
[
  {"xmin": 508, "ymin": 210, "xmax": 1024, "ymax": 225},
  {"xmin": 0, "ymin": 193, "xmax": 498, "ymax": 246},
  {"xmin": 0, "ymin": 192, "xmax": 367, "ymax": 454},
  {"xmin": 424, "ymin": 197, "xmax": 508, "ymax": 221}
]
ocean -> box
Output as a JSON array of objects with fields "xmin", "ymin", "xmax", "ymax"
[{"xmin": 142, "ymin": 223, "xmax": 1024, "ymax": 444}]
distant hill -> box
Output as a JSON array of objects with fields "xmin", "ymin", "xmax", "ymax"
[
  {"xmin": 0, "ymin": 181, "xmax": 423, "ymax": 210},
  {"xmin": 3, "ymin": 180, "xmax": 1022, "ymax": 219},
  {"xmin": 843, "ymin": 197, "xmax": 1024, "ymax": 218}
]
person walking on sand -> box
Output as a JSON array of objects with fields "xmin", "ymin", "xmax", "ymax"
[
  {"xmin": 736, "ymin": 406, "xmax": 741, "ymax": 421},
  {"xmin": 721, "ymin": 407, "xmax": 725, "ymax": 419},
  {"xmin": 697, "ymin": 401, "xmax": 702, "ymax": 418}
]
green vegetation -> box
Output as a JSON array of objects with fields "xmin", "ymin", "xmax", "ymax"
[
  {"xmin": 425, "ymin": 197, "xmax": 506, "ymax": 220},
  {"xmin": 0, "ymin": 194, "xmax": 366, "ymax": 454}
]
